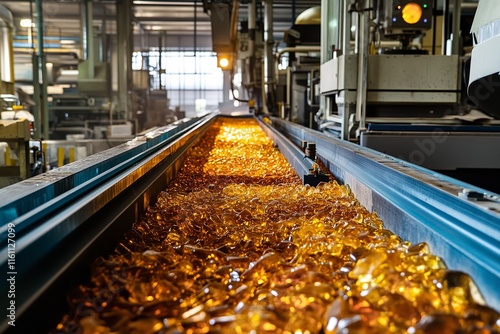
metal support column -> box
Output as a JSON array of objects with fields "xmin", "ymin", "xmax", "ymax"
[
  {"xmin": 81, "ymin": 0, "xmax": 95, "ymax": 77},
  {"xmin": 262, "ymin": 0, "xmax": 275, "ymax": 114},
  {"xmin": 99, "ymin": 4, "xmax": 108, "ymax": 63},
  {"xmin": 194, "ymin": 0, "xmax": 197, "ymax": 56},
  {"xmin": 442, "ymin": 0, "xmax": 450, "ymax": 55},
  {"xmin": 341, "ymin": 0, "xmax": 354, "ymax": 141},
  {"xmin": 116, "ymin": 0, "xmax": 133, "ymax": 120},
  {"xmin": 32, "ymin": 53, "xmax": 40, "ymax": 138},
  {"xmin": 248, "ymin": 0, "xmax": 256, "ymax": 93},
  {"xmin": 223, "ymin": 70, "xmax": 231, "ymax": 104},
  {"xmin": 34, "ymin": 0, "xmax": 49, "ymax": 140},
  {"xmin": 158, "ymin": 33, "xmax": 163, "ymax": 91},
  {"xmin": 355, "ymin": 1, "xmax": 370, "ymax": 135},
  {"xmin": 451, "ymin": 0, "xmax": 462, "ymax": 56}
]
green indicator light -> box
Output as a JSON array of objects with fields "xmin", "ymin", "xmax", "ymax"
[{"xmin": 423, "ymin": 4, "xmax": 428, "ymax": 8}]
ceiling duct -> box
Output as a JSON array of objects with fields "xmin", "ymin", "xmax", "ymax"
[{"xmin": 206, "ymin": 1, "xmax": 233, "ymax": 54}]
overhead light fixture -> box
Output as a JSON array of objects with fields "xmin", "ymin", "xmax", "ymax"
[
  {"xmin": 219, "ymin": 57, "xmax": 229, "ymax": 68},
  {"xmin": 20, "ymin": 19, "xmax": 34, "ymax": 28},
  {"xmin": 60, "ymin": 69, "xmax": 79, "ymax": 75},
  {"xmin": 60, "ymin": 40, "xmax": 76, "ymax": 45},
  {"xmin": 217, "ymin": 53, "xmax": 233, "ymax": 70}
]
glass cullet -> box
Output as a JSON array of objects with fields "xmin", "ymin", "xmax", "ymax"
[{"xmin": 55, "ymin": 118, "xmax": 499, "ymax": 334}]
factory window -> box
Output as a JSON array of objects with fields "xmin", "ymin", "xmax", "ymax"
[{"xmin": 132, "ymin": 50, "xmax": 223, "ymax": 114}]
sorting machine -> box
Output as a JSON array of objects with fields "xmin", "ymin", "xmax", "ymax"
[
  {"xmin": 212, "ymin": 0, "xmax": 500, "ymax": 192},
  {"xmin": 0, "ymin": 112, "xmax": 498, "ymax": 333},
  {"xmin": 315, "ymin": 0, "xmax": 500, "ymax": 190}
]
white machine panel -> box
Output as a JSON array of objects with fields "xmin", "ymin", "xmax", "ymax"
[
  {"xmin": 320, "ymin": 55, "xmax": 357, "ymax": 94},
  {"xmin": 367, "ymin": 55, "xmax": 460, "ymax": 91}
]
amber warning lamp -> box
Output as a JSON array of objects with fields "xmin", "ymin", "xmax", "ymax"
[
  {"xmin": 217, "ymin": 54, "xmax": 233, "ymax": 70},
  {"xmin": 388, "ymin": 0, "xmax": 431, "ymax": 30},
  {"xmin": 402, "ymin": 2, "xmax": 423, "ymax": 24}
]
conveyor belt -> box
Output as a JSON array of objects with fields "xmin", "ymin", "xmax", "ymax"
[
  {"xmin": 267, "ymin": 117, "xmax": 500, "ymax": 309},
  {"xmin": 0, "ymin": 113, "xmax": 218, "ymax": 333},
  {"xmin": 0, "ymin": 113, "xmax": 499, "ymax": 333}
]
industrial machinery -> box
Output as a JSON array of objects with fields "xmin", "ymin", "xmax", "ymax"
[
  {"xmin": 318, "ymin": 0, "xmax": 464, "ymax": 137},
  {"xmin": 204, "ymin": 0, "xmax": 303, "ymax": 115},
  {"xmin": 0, "ymin": 2, "xmax": 498, "ymax": 330},
  {"xmin": 282, "ymin": 0, "xmax": 500, "ymax": 193},
  {"xmin": 203, "ymin": 0, "xmax": 255, "ymax": 114},
  {"xmin": 201, "ymin": 0, "xmax": 499, "ymax": 194},
  {"xmin": 0, "ymin": 113, "xmax": 498, "ymax": 333},
  {"xmin": 276, "ymin": 6, "xmax": 321, "ymax": 129},
  {"xmin": 212, "ymin": 1, "xmax": 499, "ymax": 178}
]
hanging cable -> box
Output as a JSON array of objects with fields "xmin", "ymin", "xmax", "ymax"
[{"xmin": 230, "ymin": 70, "xmax": 250, "ymax": 103}]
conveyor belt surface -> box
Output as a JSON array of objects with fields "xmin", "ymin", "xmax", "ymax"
[{"xmin": 47, "ymin": 117, "xmax": 498, "ymax": 333}]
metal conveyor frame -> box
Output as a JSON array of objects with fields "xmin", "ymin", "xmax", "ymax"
[
  {"xmin": 258, "ymin": 116, "xmax": 500, "ymax": 311},
  {"xmin": 0, "ymin": 113, "xmax": 218, "ymax": 333}
]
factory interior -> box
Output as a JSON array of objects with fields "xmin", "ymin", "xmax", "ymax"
[{"xmin": 0, "ymin": 0, "xmax": 499, "ymax": 333}]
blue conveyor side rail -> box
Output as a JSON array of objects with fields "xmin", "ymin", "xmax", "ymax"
[
  {"xmin": 0, "ymin": 115, "xmax": 211, "ymax": 239},
  {"xmin": 0, "ymin": 113, "xmax": 218, "ymax": 332},
  {"xmin": 266, "ymin": 117, "xmax": 500, "ymax": 311}
]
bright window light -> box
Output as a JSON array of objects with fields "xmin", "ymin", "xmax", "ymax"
[{"xmin": 20, "ymin": 19, "xmax": 33, "ymax": 28}]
